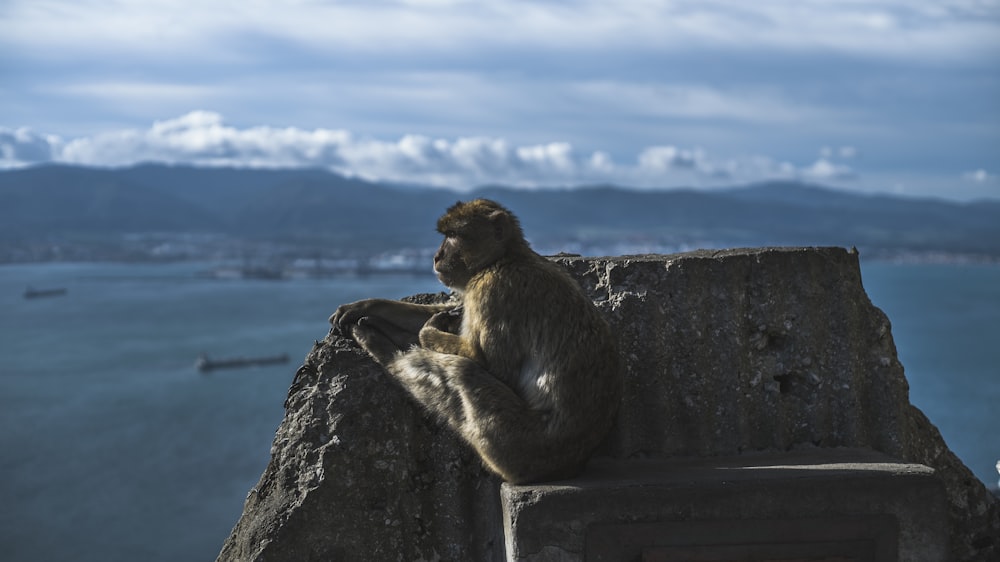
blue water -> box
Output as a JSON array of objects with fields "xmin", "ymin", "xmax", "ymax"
[
  {"xmin": 0, "ymin": 260, "xmax": 997, "ymax": 561},
  {"xmin": 0, "ymin": 262, "xmax": 442, "ymax": 562},
  {"xmin": 861, "ymin": 262, "xmax": 1000, "ymax": 489}
]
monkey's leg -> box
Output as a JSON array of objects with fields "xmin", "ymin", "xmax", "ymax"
[
  {"xmin": 389, "ymin": 349, "xmax": 550, "ymax": 482},
  {"xmin": 359, "ymin": 315, "xmax": 421, "ymax": 350},
  {"xmin": 350, "ymin": 317, "xmax": 413, "ymax": 366}
]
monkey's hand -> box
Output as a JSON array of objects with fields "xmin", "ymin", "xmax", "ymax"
[
  {"xmin": 424, "ymin": 308, "xmax": 462, "ymax": 334},
  {"xmin": 419, "ymin": 319, "xmax": 480, "ymax": 362},
  {"xmin": 329, "ymin": 298, "xmax": 382, "ymax": 335}
]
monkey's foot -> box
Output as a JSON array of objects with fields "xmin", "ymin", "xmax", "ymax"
[{"xmin": 350, "ymin": 318, "xmax": 402, "ymax": 366}]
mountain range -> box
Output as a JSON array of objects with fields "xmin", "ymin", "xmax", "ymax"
[{"xmin": 2, "ymin": 163, "xmax": 998, "ymax": 262}]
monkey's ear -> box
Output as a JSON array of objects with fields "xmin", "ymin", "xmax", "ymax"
[{"xmin": 487, "ymin": 209, "xmax": 509, "ymax": 241}]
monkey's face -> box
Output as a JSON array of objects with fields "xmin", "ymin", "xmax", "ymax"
[
  {"xmin": 433, "ymin": 199, "xmax": 522, "ymax": 290},
  {"xmin": 433, "ymin": 235, "xmax": 474, "ymax": 290}
]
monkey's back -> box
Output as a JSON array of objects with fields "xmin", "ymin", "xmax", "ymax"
[{"xmin": 468, "ymin": 252, "xmax": 623, "ymax": 448}]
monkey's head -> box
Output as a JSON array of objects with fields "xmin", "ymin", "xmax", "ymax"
[{"xmin": 433, "ymin": 199, "xmax": 527, "ymax": 290}]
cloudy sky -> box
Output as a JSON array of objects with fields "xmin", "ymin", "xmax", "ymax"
[{"xmin": 1, "ymin": 0, "xmax": 998, "ymax": 199}]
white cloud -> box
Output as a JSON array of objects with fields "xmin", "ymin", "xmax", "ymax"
[
  {"xmin": 54, "ymin": 81, "xmax": 220, "ymax": 104},
  {"xmin": 0, "ymin": 128, "xmax": 63, "ymax": 167},
  {"xmin": 58, "ymin": 112, "xmax": 352, "ymax": 168},
  {"xmin": 571, "ymin": 82, "xmax": 840, "ymax": 124},
  {"xmin": 963, "ymin": 169, "xmax": 993, "ymax": 183},
  {"xmin": 2, "ymin": 1, "xmax": 995, "ymax": 190},
  {"xmin": 44, "ymin": 112, "xmax": 597, "ymax": 186},
  {"xmin": 588, "ymin": 151, "xmax": 615, "ymax": 174},
  {"xmin": 821, "ymin": 146, "xmax": 859, "ymax": 160},
  {"xmin": 516, "ymin": 143, "xmax": 575, "ymax": 174},
  {"xmin": 638, "ymin": 146, "xmax": 709, "ymax": 173},
  {"xmin": 0, "ymin": 112, "xmax": 865, "ymax": 188},
  {"xmin": 802, "ymin": 158, "xmax": 856, "ymax": 181},
  {"xmin": 3, "ymin": 0, "xmax": 997, "ymax": 63}
]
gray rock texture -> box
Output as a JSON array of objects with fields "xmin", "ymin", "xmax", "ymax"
[
  {"xmin": 216, "ymin": 293, "xmax": 504, "ymax": 562},
  {"xmin": 502, "ymin": 449, "xmax": 949, "ymax": 561},
  {"xmin": 217, "ymin": 247, "xmax": 999, "ymax": 561}
]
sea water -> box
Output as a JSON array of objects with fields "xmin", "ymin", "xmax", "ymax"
[
  {"xmin": 861, "ymin": 262, "xmax": 1000, "ymax": 489},
  {"xmin": 0, "ymin": 260, "xmax": 997, "ymax": 562},
  {"xmin": 0, "ymin": 262, "xmax": 442, "ymax": 562}
]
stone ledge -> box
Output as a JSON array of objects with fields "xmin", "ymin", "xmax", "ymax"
[{"xmin": 502, "ymin": 448, "xmax": 947, "ymax": 562}]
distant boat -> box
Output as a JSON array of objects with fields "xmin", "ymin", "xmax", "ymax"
[
  {"xmin": 24, "ymin": 287, "xmax": 68, "ymax": 299},
  {"xmin": 205, "ymin": 266, "xmax": 286, "ymax": 280},
  {"xmin": 196, "ymin": 352, "xmax": 290, "ymax": 373}
]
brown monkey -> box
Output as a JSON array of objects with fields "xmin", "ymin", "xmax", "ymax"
[{"xmin": 330, "ymin": 199, "xmax": 623, "ymax": 484}]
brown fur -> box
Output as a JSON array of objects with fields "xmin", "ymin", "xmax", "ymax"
[{"xmin": 330, "ymin": 199, "xmax": 623, "ymax": 484}]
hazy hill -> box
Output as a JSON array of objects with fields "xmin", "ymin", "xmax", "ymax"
[
  {"xmin": 1, "ymin": 163, "xmax": 998, "ymax": 261},
  {"xmin": 0, "ymin": 165, "xmax": 219, "ymax": 234},
  {"xmin": 474, "ymin": 183, "xmax": 1000, "ymax": 256}
]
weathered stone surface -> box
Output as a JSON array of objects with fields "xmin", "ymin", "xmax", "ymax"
[
  {"xmin": 218, "ymin": 247, "xmax": 999, "ymax": 561},
  {"xmin": 216, "ymin": 296, "xmax": 505, "ymax": 562},
  {"xmin": 558, "ymin": 248, "xmax": 998, "ymax": 561},
  {"xmin": 502, "ymin": 448, "xmax": 949, "ymax": 561}
]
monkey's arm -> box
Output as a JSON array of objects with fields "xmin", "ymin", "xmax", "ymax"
[
  {"xmin": 330, "ymin": 298, "xmax": 454, "ymax": 335},
  {"xmin": 419, "ymin": 315, "xmax": 482, "ymax": 363}
]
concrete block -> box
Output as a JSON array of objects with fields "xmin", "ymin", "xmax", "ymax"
[{"xmin": 502, "ymin": 448, "xmax": 947, "ymax": 562}]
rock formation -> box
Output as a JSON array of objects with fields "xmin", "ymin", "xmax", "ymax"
[{"xmin": 217, "ymin": 247, "xmax": 998, "ymax": 561}]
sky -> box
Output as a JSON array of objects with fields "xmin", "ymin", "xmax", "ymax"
[{"xmin": 1, "ymin": 0, "xmax": 999, "ymax": 200}]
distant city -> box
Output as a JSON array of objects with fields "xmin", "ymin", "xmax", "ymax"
[{"xmin": 2, "ymin": 163, "xmax": 999, "ymax": 270}]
